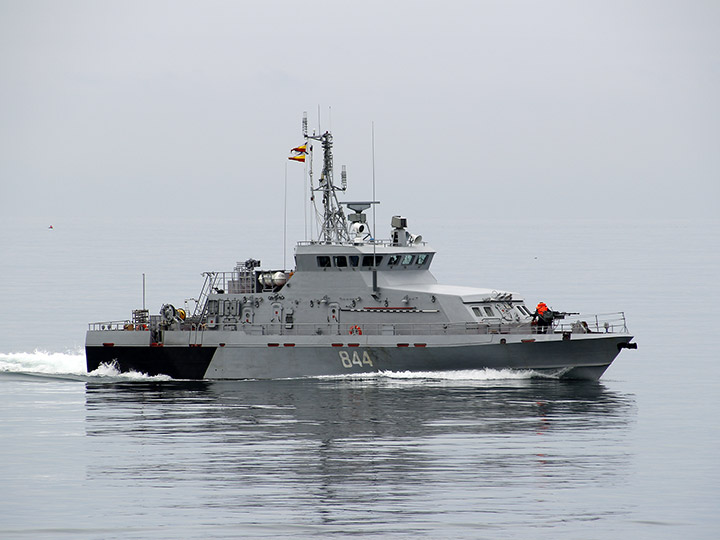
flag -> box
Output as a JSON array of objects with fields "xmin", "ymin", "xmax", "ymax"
[{"xmin": 288, "ymin": 142, "xmax": 307, "ymax": 163}]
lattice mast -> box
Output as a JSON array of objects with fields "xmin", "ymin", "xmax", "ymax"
[{"xmin": 303, "ymin": 115, "xmax": 350, "ymax": 244}]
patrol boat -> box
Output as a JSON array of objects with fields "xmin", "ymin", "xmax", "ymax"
[{"xmin": 86, "ymin": 121, "xmax": 636, "ymax": 380}]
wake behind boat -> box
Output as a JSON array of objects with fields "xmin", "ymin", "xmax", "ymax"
[{"xmin": 86, "ymin": 117, "xmax": 636, "ymax": 380}]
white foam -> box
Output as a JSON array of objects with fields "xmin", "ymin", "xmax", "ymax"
[
  {"xmin": 0, "ymin": 351, "xmax": 540, "ymax": 384},
  {"xmin": 0, "ymin": 349, "xmax": 86, "ymax": 375},
  {"xmin": 0, "ymin": 350, "xmax": 171, "ymax": 381},
  {"xmin": 378, "ymin": 368, "xmax": 536, "ymax": 381},
  {"xmin": 316, "ymin": 368, "xmax": 541, "ymax": 385},
  {"xmin": 86, "ymin": 361, "xmax": 172, "ymax": 381}
]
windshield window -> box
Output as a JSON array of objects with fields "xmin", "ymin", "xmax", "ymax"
[{"xmin": 362, "ymin": 255, "xmax": 383, "ymax": 266}]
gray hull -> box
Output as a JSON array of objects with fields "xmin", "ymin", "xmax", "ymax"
[{"xmin": 86, "ymin": 331, "xmax": 632, "ymax": 381}]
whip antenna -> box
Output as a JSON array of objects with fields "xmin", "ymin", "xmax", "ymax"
[
  {"xmin": 372, "ymin": 122, "xmax": 377, "ymax": 247},
  {"xmin": 283, "ymin": 162, "xmax": 288, "ymax": 268},
  {"xmin": 372, "ymin": 121, "xmax": 378, "ymax": 294}
]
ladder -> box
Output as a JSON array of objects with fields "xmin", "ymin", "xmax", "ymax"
[
  {"xmin": 190, "ymin": 272, "xmax": 220, "ymax": 346},
  {"xmin": 192, "ymin": 272, "xmax": 219, "ymax": 322}
]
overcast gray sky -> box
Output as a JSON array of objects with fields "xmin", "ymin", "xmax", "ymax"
[{"xmin": 1, "ymin": 0, "xmax": 718, "ymax": 226}]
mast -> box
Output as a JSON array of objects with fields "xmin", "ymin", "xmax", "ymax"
[{"xmin": 305, "ymin": 127, "xmax": 350, "ymax": 244}]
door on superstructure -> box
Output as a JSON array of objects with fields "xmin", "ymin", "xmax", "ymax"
[
  {"xmin": 328, "ymin": 303, "xmax": 340, "ymax": 335},
  {"xmin": 270, "ymin": 303, "xmax": 283, "ymax": 335}
]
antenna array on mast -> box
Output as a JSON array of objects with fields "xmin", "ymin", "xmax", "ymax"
[{"xmin": 300, "ymin": 114, "xmax": 350, "ymax": 244}]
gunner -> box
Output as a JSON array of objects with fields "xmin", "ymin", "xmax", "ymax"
[{"xmin": 532, "ymin": 302, "xmax": 554, "ymax": 334}]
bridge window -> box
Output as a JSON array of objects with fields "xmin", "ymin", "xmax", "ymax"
[
  {"xmin": 402, "ymin": 254, "xmax": 414, "ymax": 265},
  {"xmin": 484, "ymin": 306, "xmax": 494, "ymax": 316},
  {"xmin": 416, "ymin": 254, "xmax": 428, "ymax": 266},
  {"xmin": 388, "ymin": 255, "xmax": 400, "ymax": 266},
  {"xmin": 349, "ymin": 255, "xmax": 359, "ymax": 267},
  {"xmin": 334, "ymin": 256, "xmax": 347, "ymax": 267},
  {"xmin": 317, "ymin": 256, "xmax": 331, "ymax": 268},
  {"xmin": 362, "ymin": 255, "xmax": 383, "ymax": 266}
]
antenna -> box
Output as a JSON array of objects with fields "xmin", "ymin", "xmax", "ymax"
[
  {"xmin": 302, "ymin": 111, "xmax": 308, "ymax": 137},
  {"xmin": 372, "ymin": 122, "xmax": 377, "ymax": 243},
  {"xmin": 372, "ymin": 121, "xmax": 378, "ymax": 294},
  {"xmin": 341, "ymin": 165, "xmax": 347, "ymax": 191}
]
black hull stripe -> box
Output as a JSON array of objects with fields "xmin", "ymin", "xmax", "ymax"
[{"xmin": 86, "ymin": 346, "xmax": 216, "ymax": 379}]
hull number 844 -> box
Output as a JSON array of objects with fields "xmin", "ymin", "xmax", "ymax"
[{"xmin": 339, "ymin": 350, "xmax": 374, "ymax": 368}]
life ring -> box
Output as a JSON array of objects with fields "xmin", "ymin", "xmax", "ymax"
[{"xmin": 349, "ymin": 325, "xmax": 363, "ymax": 336}]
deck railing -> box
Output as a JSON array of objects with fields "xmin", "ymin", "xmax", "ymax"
[
  {"xmin": 552, "ymin": 312, "xmax": 628, "ymax": 334},
  {"xmin": 88, "ymin": 320, "xmax": 133, "ymax": 331},
  {"xmin": 89, "ymin": 312, "xmax": 628, "ymax": 337},
  {"xmin": 295, "ymin": 238, "xmax": 426, "ymax": 247}
]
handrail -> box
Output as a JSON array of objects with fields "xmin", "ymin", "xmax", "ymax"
[
  {"xmin": 89, "ymin": 312, "xmax": 629, "ymax": 337},
  {"xmin": 552, "ymin": 312, "xmax": 627, "ymax": 334},
  {"xmin": 89, "ymin": 320, "xmax": 132, "ymax": 331},
  {"xmin": 295, "ymin": 238, "xmax": 427, "ymax": 247}
]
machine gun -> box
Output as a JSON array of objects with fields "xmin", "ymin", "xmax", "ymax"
[{"xmin": 550, "ymin": 311, "xmax": 579, "ymax": 320}]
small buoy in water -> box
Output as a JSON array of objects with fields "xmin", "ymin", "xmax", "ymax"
[{"xmin": 48, "ymin": 225, "xmax": 53, "ymax": 229}]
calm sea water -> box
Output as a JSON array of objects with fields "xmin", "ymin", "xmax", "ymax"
[{"xmin": 1, "ymin": 217, "xmax": 718, "ymax": 539}]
